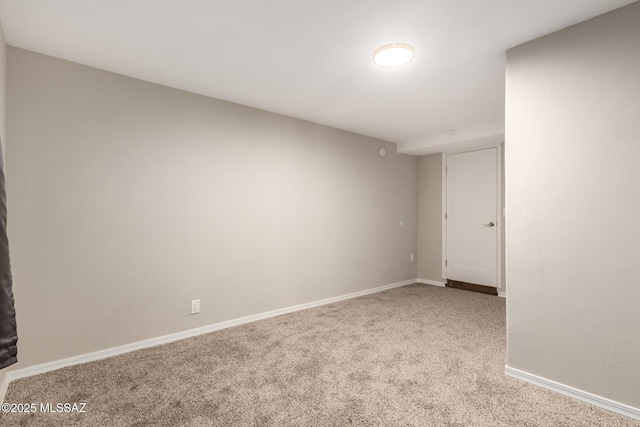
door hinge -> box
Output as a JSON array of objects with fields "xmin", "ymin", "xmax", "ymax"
[
  {"xmin": 445, "ymin": 260, "xmax": 448, "ymax": 266},
  {"xmin": 445, "ymin": 213, "xmax": 447, "ymax": 220},
  {"xmin": 445, "ymin": 166, "xmax": 448, "ymax": 173}
]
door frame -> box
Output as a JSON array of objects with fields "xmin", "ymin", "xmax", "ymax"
[{"xmin": 442, "ymin": 143, "xmax": 503, "ymax": 289}]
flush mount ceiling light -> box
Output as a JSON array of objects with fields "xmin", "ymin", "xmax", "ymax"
[{"xmin": 373, "ymin": 43, "xmax": 415, "ymax": 68}]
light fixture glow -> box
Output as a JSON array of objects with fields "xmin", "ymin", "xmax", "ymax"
[{"xmin": 373, "ymin": 43, "xmax": 415, "ymax": 68}]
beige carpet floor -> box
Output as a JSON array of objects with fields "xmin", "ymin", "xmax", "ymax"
[{"xmin": 1, "ymin": 284, "xmax": 638, "ymax": 426}]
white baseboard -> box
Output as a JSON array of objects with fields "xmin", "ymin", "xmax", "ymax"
[
  {"xmin": 0, "ymin": 373, "xmax": 9, "ymax": 404},
  {"xmin": 505, "ymin": 365, "xmax": 640, "ymax": 421},
  {"xmin": 498, "ymin": 291, "xmax": 506, "ymax": 298},
  {"xmin": 3, "ymin": 278, "xmax": 417, "ymax": 393},
  {"xmin": 416, "ymin": 278, "xmax": 446, "ymax": 287}
]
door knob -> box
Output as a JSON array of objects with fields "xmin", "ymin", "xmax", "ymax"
[{"xmin": 483, "ymin": 222, "xmax": 495, "ymax": 227}]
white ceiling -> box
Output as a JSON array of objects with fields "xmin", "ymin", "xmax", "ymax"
[{"xmin": 0, "ymin": 0, "xmax": 636, "ymax": 145}]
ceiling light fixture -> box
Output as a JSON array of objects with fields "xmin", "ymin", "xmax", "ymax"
[{"xmin": 373, "ymin": 43, "xmax": 415, "ymax": 68}]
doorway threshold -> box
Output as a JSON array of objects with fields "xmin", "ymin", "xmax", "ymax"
[{"xmin": 445, "ymin": 279, "xmax": 498, "ymax": 296}]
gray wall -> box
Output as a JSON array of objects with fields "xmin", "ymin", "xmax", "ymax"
[
  {"xmin": 5, "ymin": 48, "xmax": 418, "ymax": 370},
  {"xmin": 417, "ymin": 154, "xmax": 443, "ymax": 282},
  {"xmin": 0, "ymin": 22, "xmax": 4, "ymax": 152},
  {"xmin": 506, "ymin": 2, "xmax": 640, "ymax": 408},
  {"xmin": 0, "ymin": 19, "xmax": 7, "ymax": 395}
]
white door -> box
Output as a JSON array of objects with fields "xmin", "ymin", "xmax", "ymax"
[{"xmin": 445, "ymin": 148, "xmax": 498, "ymax": 287}]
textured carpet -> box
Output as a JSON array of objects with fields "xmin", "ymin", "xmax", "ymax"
[{"xmin": 1, "ymin": 284, "xmax": 638, "ymax": 426}]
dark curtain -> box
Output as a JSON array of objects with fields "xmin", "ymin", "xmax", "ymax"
[{"xmin": 0, "ymin": 147, "xmax": 17, "ymax": 369}]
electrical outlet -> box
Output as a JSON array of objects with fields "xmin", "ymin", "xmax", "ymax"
[
  {"xmin": 410, "ymin": 253, "xmax": 415, "ymax": 262},
  {"xmin": 191, "ymin": 299, "xmax": 200, "ymax": 315}
]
